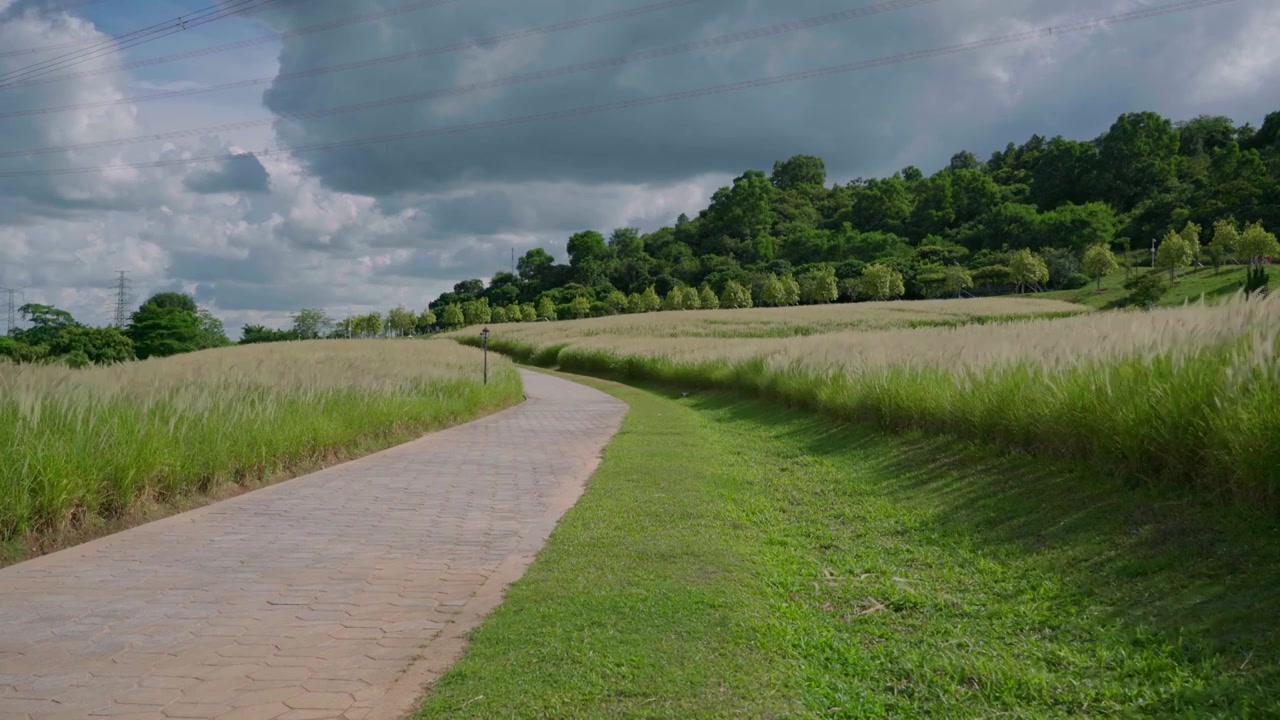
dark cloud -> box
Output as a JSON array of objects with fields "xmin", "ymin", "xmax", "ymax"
[
  {"xmin": 255, "ymin": 0, "xmax": 1278, "ymax": 196},
  {"xmin": 183, "ymin": 153, "xmax": 270, "ymax": 195}
]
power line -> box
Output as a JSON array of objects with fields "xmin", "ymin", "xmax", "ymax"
[
  {"xmin": 111, "ymin": 270, "xmax": 132, "ymax": 328},
  {"xmin": 0, "ymin": 0, "xmax": 942, "ymax": 159},
  {"xmin": 0, "ymin": 0, "xmax": 290, "ymax": 90},
  {"xmin": 0, "ymin": 0, "xmax": 257, "ymax": 74},
  {"xmin": 0, "ymin": 0, "xmax": 487, "ymax": 90},
  {"xmin": 0, "ymin": 0, "xmax": 709, "ymax": 118},
  {"xmin": 0, "ymin": 0, "xmax": 289, "ymax": 59},
  {"xmin": 0, "ymin": 0, "xmax": 1239, "ymax": 179}
]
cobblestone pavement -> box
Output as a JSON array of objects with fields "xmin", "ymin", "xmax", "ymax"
[{"xmin": 0, "ymin": 370, "xmax": 626, "ymax": 720}]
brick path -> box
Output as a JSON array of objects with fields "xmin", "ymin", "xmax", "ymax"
[{"xmin": 0, "ymin": 370, "xmax": 626, "ymax": 720}]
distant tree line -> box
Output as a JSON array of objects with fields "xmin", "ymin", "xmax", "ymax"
[
  {"xmin": 0, "ymin": 291, "xmax": 230, "ymax": 367},
  {"xmin": 421, "ymin": 109, "xmax": 1280, "ymax": 322}
]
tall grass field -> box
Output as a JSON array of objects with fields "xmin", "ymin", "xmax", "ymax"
[
  {"xmin": 0, "ymin": 340, "xmax": 519, "ymax": 548},
  {"xmin": 452, "ymin": 295, "xmax": 1280, "ymax": 507}
]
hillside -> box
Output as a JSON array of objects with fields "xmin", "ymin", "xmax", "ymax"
[{"xmin": 429, "ymin": 109, "xmax": 1279, "ymax": 320}]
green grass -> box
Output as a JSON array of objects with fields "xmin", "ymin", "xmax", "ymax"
[
  {"xmin": 418, "ymin": 375, "xmax": 1280, "ymax": 718},
  {"xmin": 1034, "ymin": 265, "xmax": 1253, "ymax": 309},
  {"xmin": 0, "ymin": 341, "xmax": 521, "ymax": 555},
  {"xmin": 457, "ymin": 316, "xmax": 1280, "ymax": 508}
]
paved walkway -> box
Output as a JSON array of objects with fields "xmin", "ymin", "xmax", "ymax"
[{"xmin": 0, "ymin": 371, "xmax": 626, "ymax": 720}]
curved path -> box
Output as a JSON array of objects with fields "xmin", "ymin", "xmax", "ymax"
[{"xmin": 0, "ymin": 370, "xmax": 626, "ymax": 720}]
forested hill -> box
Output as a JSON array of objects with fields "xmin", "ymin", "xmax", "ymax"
[{"xmin": 429, "ymin": 109, "xmax": 1280, "ymax": 319}]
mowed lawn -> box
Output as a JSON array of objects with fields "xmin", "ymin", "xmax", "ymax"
[
  {"xmin": 418, "ymin": 374, "xmax": 1280, "ymax": 718},
  {"xmin": 1035, "ymin": 264, "xmax": 1253, "ymax": 309}
]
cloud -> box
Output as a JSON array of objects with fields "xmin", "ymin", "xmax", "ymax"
[
  {"xmin": 252, "ymin": 0, "xmax": 1275, "ymax": 193},
  {"xmin": 0, "ymin": 0, "xmax": 1275, "ymax": 339},
  {"xmin": 183, "ymin": 153, "xmax": 271, "ymax": 194}
]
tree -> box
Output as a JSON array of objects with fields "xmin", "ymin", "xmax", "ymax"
[
  {"xmin": 770, "ymin": 154, "xmax": 827, "ymax": 190},
  {"xmin": 707, "ymin": 170, "xmax": 775, "ymax": 241},
  {"xmin": 779, "ymin": 273, "xmax": 801, "ymax": 306},
  {"xmin": 1238, "ymin": 221, "xmax": 1280, "ymax": 267},
  {"xmin": 441, "ymin": 304, "xmax": 465, "ymax": 328},
  {"xmin": 140, "ymin": 292, "xmax": 197, "ymax": 313},
  {"xmin": 387, "ymin": 305, "xmax": 416, "ymax": 336},
  {"xmin": 1082, "ymin": 243, "xmax": 1120, "ymax": 291},
  {"xmin": 720, "ymin": 280, "xmax": 753, "ymax": 309},
  {"xmin": 855, "ymin": 264, "xmax": 906, "ymax": 301},
  {"xmin": 49, "ymin": 326, "xmax": 134, "ymax": 364},
  {"xmin": 638, "ymin": 285, "xmax": 662, "ymax": 312},
  {"xmin": 195, "ymin": 309, "xmax": 231, "ymax": 349},
  {"xmin": 1210, "ymin": 218, "xmax": 1240, "ymax": 266},
  {"xmin": 1179, "ymin": 221, "xmax": 1203, "ymax": 267},
  {"xmin": 1155, "ymin": 231, "xmax": 1192, "ymax": 282},
  {"xmin": 756, "ymin": 274, "xmax": 786, "ymax": 307},
  {"xmin": 127, "ymin": 304, "xmax": 201, "ymax": 359},
  {"xmin": 797, "ymin": 266, "xmax": 838, "ymax": 304},
  {"xmin": 240, "ymin": 324, "xmax": 297, "ymax": 344},
  {"xmin": 604, "ymin": 290, "xmax": 629, "ymax": 315},
  {"xmin": 662, "ymin": 288, "xmax": 686, "ymax": 311},
  {"xmin": 461, "ymin": 298, "xmax": 491, "ymax": 325},
  {"xmin": 520, "ymin": 304, "xmax": 537, "ymax": 322},
  {"xmin": 491, "ymin": 305, "xmax": 509, "ymax": 323},
  {"xmin": 416, "ymin": 309, "xmax": 437, "ymax": 333},
  {"xmin": 1008, "ymin": 249, "xmax": 1050, "ymax": 293},
  {"xmin": 291, "ymin": 308, "xmax": 331, "ymax": 340},
  {"xmin": 698, "ymin": 285, "xmax": 720, "ymax": 310},
  {"xmin": 681, "ymin": 285, "xmax": 702, "ymax": 310},
  {"xmin": 567, "ymin": 295, "xmax": 591, "ymax": 319},
  {"xmin": 537, "ymin": 296, "xmax": 557, "ymax": 321},
  {"xmin": 940, "ymin": 265, "xmax": 974, "ymax": 298},
  {"xmin": 16, "ymin": 303, "xmax": 76, "ymax": 347},
  {"xmin": 567, "ymin": 230, "xmax": 607, "ymax": 268}
]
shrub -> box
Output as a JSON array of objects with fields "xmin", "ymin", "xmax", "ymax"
[
  {"xmin": 1122, "ymin": 272, "xmax": 1168, "ymax": 309},
  {"xmin": 1062, "ymin": 273, "xmax": 1092, "ymax": 290}
]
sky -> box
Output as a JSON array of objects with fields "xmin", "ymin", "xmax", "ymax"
[{"xmin": 0, "ymin": 0, "xmax": 1277, "ymax": 336}]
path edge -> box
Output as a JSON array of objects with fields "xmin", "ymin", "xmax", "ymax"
[{"xmin": 366, "ymin": 371, "xmax": 628, "ymax": 720}]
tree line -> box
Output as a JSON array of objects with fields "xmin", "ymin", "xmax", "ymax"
[
  {"xmin": 421, "ymin": 109, "xmax": 1280, "ymax": 321},
  {"xmin": 0, "ymin": 292, "xmax": 230, "ymax": 366}
]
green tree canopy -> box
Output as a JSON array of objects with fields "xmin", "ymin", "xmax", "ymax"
[{"xmin": 127, "ymin": 304, "xmax": 201, "ymax": 359}]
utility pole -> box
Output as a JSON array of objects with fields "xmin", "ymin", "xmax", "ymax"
[
  {"xmin": 111, "ymin": 270, "xmax": 131, "ymax": 328},
  {"xmin": 1151, "ymin": 237, "xmax": 1157, "ymax": 268},
  {"xmin": 511, "ymin": 247, "xmax": 515, "ymax": 275},
  {"xmin": 2, "ymin": 287, "xmax": 23, "ymax": 337}
]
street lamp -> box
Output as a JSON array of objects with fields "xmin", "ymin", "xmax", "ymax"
[{"xmin": 480, "ymin": 327, "xmax": 490, "ymax": 385}]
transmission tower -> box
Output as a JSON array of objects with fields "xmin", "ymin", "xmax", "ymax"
[
  {"xmin": 3, "ymin": 287, "xmax": 23, "ymax": 337},
  {"xmin": 111, "ymin": 270, "xmax": 131, "ymax": 328}
]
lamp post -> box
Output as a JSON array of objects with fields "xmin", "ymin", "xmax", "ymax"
[{"xmin": 480, "ymin": 327, "xmax": 489, "ymax": 385}]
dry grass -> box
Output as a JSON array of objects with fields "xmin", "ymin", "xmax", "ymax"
[
  {"xmin": 455, "ymin": 295, "xmax": 1280, "ymax": 505},
  {"xmin": 467, "ymin": 296, "xmax": 1085, "ymax": 342},
  {"xmin": 0, "ymin": 340, "xmax": 519, "ymax": 544}
]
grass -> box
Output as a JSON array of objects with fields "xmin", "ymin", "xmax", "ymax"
[
  {"xmin": 467, "ymin": 296, "xmax": 1086, "ymax": 344},
  {"xmin": 418, "ymin": 374, "xmax": 1280, "ymax": 718},
  {"xmin": 454, "ymin": 294, "xmax": 1280, "ymax": 507},
  {"xmin": 1036, "ymin": 265, "xmax": 1253, "ymax": 309},
  {"xmin": 0, "ymin": 339, "xmax": 520, "ymax": 560}
]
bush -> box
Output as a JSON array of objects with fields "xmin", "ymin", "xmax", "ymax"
[
  {"xmin": 1245, "ymin": 265, "xmax": 1270, "ymax": 296},
  {"xmin": 59, "ymin": 350, "xmax": 92, "ymax": 369},
  {"xmin": 1122, "ymin": 272, "xmax": 1168, "ymax": 309},
  {"xmin": 1062, "ymin": 273, "xmax": 1092, "ymax": 290}
]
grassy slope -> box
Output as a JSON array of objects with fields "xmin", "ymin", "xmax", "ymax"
[
  {"xmin": 418, "ymin": 374, "xmax": 1279, "ymax": 719},
  {"xmin": 1033, "ymin": 265, "xmax": 1251, "ymax": 309}
]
